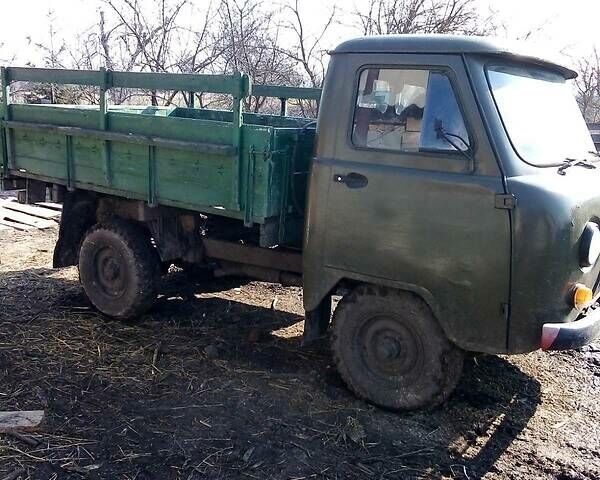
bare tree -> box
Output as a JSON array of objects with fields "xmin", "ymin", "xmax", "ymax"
[
  {"xmin": 218, "ymin": 0, "xmax": 301, "ymax": 112},
  {"xmin": 19, "ymin": 0, "xmax": 509, "ymax": 117},
  {"xmin": 353, "ymin": 0, "xmax": 495, "ymax": 36},
  {"xmin": 279, "ymin": 0, "xmax": 336, "ymax": 88},
  {"xmin": 575, "ymin": 49, "xmax": 600, "ymax": 124},
  {"xmin": 100, "ymin": 0, "xmax": 224, "ymax": 105},
  {"xmin": 34, "ymin": 11, "xmax": 68, "ymax": 70},
  {"xmin": 28, "ymin": 10, "xmax": 88, "ymax": 104},
  {"xmin": 0, "ymin": 42, "xmax": 16, "ymax": 65}
]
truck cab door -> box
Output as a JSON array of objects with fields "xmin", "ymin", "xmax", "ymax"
[{"xmin": 307, "ymin": 53, "xmax": 511, "ymax": 353}]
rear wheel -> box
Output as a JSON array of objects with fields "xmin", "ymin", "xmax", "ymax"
[
  {"xmin": 78, "ymin": 219, "xmax": 160, "ymax": 319},
  {"xmin": 331, "ymin": 285, "xmax": 464, "ymax": 410}
]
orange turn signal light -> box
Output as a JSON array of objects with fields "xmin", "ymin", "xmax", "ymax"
[{"xmin": 572, "ymin": 284, "xmax": 593, "ymax": 310}]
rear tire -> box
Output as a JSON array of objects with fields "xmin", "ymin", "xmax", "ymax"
[
  {"xmin": 331, "ymin": 285, "xmax": 464, "ymax": 410},
  {"xmin": 79, "ymin": 219, "xmax": 160, "ymax": 319}
]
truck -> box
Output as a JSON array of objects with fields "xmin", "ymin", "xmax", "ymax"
[{"xmin": 2, "ymin": 34, "xmax": 600, "ymax": 411}]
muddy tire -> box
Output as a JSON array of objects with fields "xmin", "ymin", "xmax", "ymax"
[
  {"xmin": 331, "ymin": 285, "xmax": 464, "ymax": 410},
  {"xmin": 79, "ymin": 219, "xmax": 160, "ymax": 319}
]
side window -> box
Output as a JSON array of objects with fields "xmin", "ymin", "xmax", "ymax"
[{"xmin": 351, "ymin": 68, "xmax": 470, "ymax": 154}]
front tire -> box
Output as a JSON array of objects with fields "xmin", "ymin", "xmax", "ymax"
[
  {"xmin": 331, "ymin": 285, "xmax": 464, "ymax": 410},
  {"xmin": 79, "ymin": 219, "xmax": 160, "ymax": 319}
]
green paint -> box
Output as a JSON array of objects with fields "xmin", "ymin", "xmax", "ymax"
[
  {"xmin": 99, "ymin": 67, "xmax": 112, "ymax": 185},
  {"xmin": 0, "ymin": 67, "xmax": 316, "ymax": 242}
]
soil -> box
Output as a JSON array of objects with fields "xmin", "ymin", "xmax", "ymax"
[{"xmin": 0, "ymin": 227, "xmax": 599, "ymax": 479}]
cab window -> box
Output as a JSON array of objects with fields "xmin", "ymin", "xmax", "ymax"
[{"xmin": 352, "ymin": 68, "xmax": 470, "ymax": 154}]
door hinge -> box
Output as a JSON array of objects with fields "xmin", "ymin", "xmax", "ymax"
[{"xmin": 495, "ymin": 194, "xmax": 517, "ymax": 210}]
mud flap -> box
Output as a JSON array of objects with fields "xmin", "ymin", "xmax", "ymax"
[
  {"xmin": 302, "ymin": 295, "xmax": 332, "ymax": 345},
  {"xmin": 53, "ymin": 191, "xmax": 98, "ymax": 268}
]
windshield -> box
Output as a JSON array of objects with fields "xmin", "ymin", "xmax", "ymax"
[{"xmin": 487, "ymin": 64, "xmax": 596, "ymax": 166}]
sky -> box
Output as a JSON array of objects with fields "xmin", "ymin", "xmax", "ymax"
[{"xmin": 0, "ymin": 0, "xmax": 598, "ymax": 68}]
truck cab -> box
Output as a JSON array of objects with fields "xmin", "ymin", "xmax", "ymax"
[
  {"xmin": 2, "ymin": 35, "xmax": 599, "ymax": 411},
  {"xmin": 302, "ymin": 35, "xmax": 600, "ymax": 409}
]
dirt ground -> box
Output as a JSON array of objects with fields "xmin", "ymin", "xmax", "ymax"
[{"xmin": 0, "ymin": 227, "xmax": 599, "ymax": 480}]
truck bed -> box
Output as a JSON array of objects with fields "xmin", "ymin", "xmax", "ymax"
[{"xmin": 0, "ymin": 68, "xmax": 319, "ymax": 247}]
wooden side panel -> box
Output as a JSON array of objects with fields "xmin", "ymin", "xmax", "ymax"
[
  {"xmin": 155, "ymin": 147, "xmax": 232, "ymax": 208},
  {"xmin": 11, "ymin": 130, "xmax": 67, "ymax": 179},
  {"xmin": 108, "ymin": 143, "xmax": 150, "ymax": 196},
  {"xmin": 107, "ymin": 112, "xmax": 233, "ymax": 144},
  {"xmin": 6, "ymin": 103, "xmax": 306, "ymax": 225},
  {"xmin": 71, "ymin": 137, "xmax": 109, "ymax": 187},
  {"xmin": 11, "ymin": 104, "xmax": 98, "ymax": 129}
]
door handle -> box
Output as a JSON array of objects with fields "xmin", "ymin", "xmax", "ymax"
[{"xmin": 333, "ymin": 172, "xmax": 368, "ymax": 188}]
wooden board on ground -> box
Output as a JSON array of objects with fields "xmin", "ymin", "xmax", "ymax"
[
  {"xmin": 0, "ymin": 207, "xmax": 56, "ymax": 229},
  {"xmin": 2, "ymin": 200, "xmax": 62, "ymax": 220},
  {"xmin": 0, "ymin": 410, "xmax": 44, "ymax": 433},
  {"xmin": 35, "ymin": 202, "xmax": 63, "ymax": 212},
  {"xmin": 0, "ymin": 218, "xmax": 36, "ymax": 231},
  {"xmin": 0, "ymin": 199, "xmax": 61, "ymax": 230}
]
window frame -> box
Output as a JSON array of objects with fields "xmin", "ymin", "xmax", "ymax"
[{"xmin": 348, "ymin": 64, "xmax": 475, "ymax": 159}]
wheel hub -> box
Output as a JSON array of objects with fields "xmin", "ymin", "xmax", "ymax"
[
  {"xmin": 361, "ymin": 316, "xmax": 422, "ymax": 378},
  {"xmin": 94, "ymin": 247, "xmax": 127, "ymax": 298},
  {"xmin": 377, "ymin": 337, "xmax": 401, "ymax": 360},
  {"xmin": 102, "ymin": 258, "xmax": 121, "ymax": 281}
]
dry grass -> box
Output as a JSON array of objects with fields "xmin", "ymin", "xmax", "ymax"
[{"xmin": 1, "ymin": 228, "xmax": 599, "ymax": 479}]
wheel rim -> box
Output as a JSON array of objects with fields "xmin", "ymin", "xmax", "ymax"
[
  {"xmin": 359, "ymin": 315, "xmax": 424, "ymax": 380},
  {"xmin": 93, "ymin": 246, "xmax": 127, "ymax": 298}
]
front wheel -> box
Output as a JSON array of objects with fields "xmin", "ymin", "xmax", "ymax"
[
  {"xmin": 78, "ymin": 219, "xmax": 160, "ymax": 319},
  {"xmin": 331, "ymin": 285, "xmax": 464, "ymax": 410}
]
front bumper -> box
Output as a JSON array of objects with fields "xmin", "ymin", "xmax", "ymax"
[{"xmin": 541, "ymin": 307, "xmax": 600, "ymax": 350}]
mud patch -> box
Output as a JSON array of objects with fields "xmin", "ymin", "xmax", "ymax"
[{"xmin": 1, "ymin": 228, "xmax": 599, "ymax": 479}]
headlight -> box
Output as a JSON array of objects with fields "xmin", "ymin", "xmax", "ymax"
[{"xmin": 580, "ymin": 222, "xmax": 600, "ymax": 268}]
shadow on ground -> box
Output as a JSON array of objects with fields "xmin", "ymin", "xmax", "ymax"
[{"xmin": 0, "ymin": 268, "xmax": 541, "ymax": 479}]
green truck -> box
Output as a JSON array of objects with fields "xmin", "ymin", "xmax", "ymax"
[{"xmin": 2, "ymin": 35, "xmax": 600, "ymax": 410}]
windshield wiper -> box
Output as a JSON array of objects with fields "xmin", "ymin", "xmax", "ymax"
[
  {"xmin": 557, "ymin": 157, "xmax": 598, "ymax": 176},
  {"xmin": 590, "ymin": 150, "xmax": 600, "ymax": 159}
]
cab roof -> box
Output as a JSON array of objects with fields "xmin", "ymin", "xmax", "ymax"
[{"xmin": 332, "ymin": 34, "xmax": 577, "ymax": 79}]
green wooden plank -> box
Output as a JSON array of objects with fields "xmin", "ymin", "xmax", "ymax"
[
  {"xmin": 99, "ymin": 67, "xmax": 112, "ymax": 185},
  {"xmin": 8, "ymin": 156, "xmax": 66, "ymax": 180},
  {"xmin": 1, "ymin": 67, "xmax": 10, "ymax": 175},
  {"xmin": 66, "ymin": 135, "xmax": 74, "ymax": 191},
  {"xmin": 4, "ymin": 120, "xmax": 236, "ymax": 156},
  {"xmin": 11, "ymin": 130, "xmax": 65, "ymax": 180},
  {"xmin": 174, "ymin": 107, "xmax": 313, "ymax": 128},
  {"xmin": 3, "ymin": 68, "xmax": 308, "ymax": 228},
  {"xmin": 71, "ymin": 136, "xmax": 110, "ymax": 189},
  {"xmin": 155, "ymin": 147, "xmax": 232, "ymax": 207},
  {"xmin": 108, "ymin": 143, "xmax": 148, "ymax": 196},
  {"xmin": 107, "ymin": 112, "xmax": 234, "ymax": 145},
  {"xmin": 244, "ymin": 145, "xmax": 257, "ymax": 226},
  {"xmin": 109, "ymin": 105, "xmax": 176, "ymax": 116},
  {"xmin": 11, "ymin": 104, "xmax": 99, "ymax": 129},
  {"xmin": 7, "ymin": 67, "xmax": 100, "ymax": 86},
  {"xmin": 0, "ymin": 128, "xmax": 6, "ymax": 178},
  {"xmin": 148, "ymin": 145, "xmax": 157, "ymax": 207},
  {"xmin": 9, "ymin": 169, "xmax": 268, "ymax": 224},
  {"xmin": 253, "ymin": 84, "xmax": 322, "ymax": 101},
  {"xmin": 111, "ymin": 71, "xmax": 251, "ymax": 96},
  {"xmin": 230, "ymin": 72, "xmax": 252, "ymax": 211}
]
